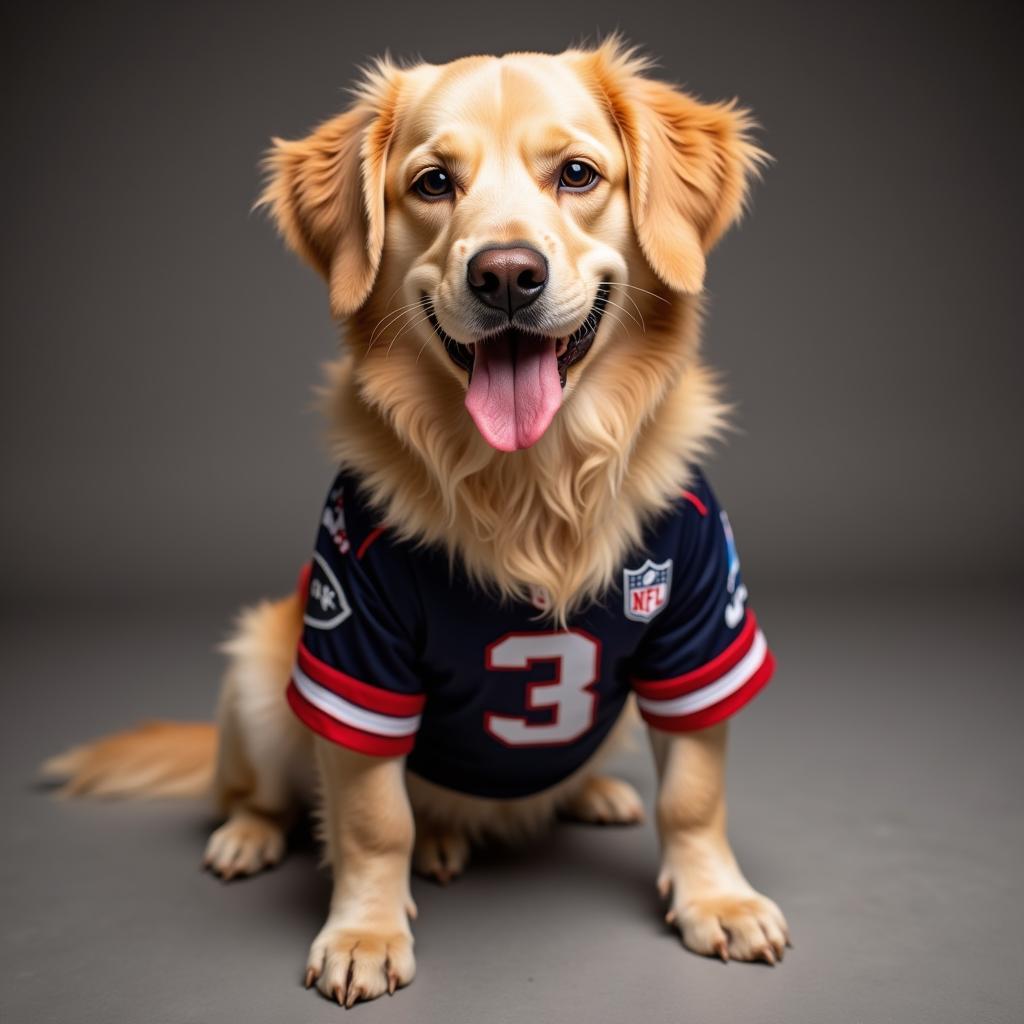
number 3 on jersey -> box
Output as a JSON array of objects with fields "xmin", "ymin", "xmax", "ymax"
[{"xmin": 483, "ymin": 630, "xmax": 601, "ymax": 746}]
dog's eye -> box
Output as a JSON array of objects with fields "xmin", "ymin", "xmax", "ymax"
[
  {"xmin": 558, "ymin": 160, "xmax": 599, "ymax": 192},
  {"xmin": 413, "ymin": 169, "xmax": 454, "ymax": 200}
]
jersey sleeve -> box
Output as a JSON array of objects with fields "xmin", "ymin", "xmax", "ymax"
[
  {"xmin": 285, "ymin": 471, "xmax": 425, "ymax": 757},
  {"xmin": 629, "ymin": 473, "xmax": 775, "ymax": 732}
]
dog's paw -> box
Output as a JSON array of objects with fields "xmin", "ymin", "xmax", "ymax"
[
  {"xmin": 305, "ymin": 924, "xmax": 415, "ymax": 1006},
  {"xmin": 660, "ymin": 877, "xmax": 790, "ymax": 964},
  {"xmin": 561, "ymin": 775, "xmax": 645, "ymax": 825},
  {"xmin": 203, "ymin": 811, "xmax": 285, "ymax": 880},
  {"xmin": 413, "ymin": 827, "xmax": 470, "ymax": 884}
]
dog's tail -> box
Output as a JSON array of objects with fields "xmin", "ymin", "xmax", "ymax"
[
  {"xmin": 41, "ymin": 720, "xmax": 216, "ymax": 799},
  {"xmin": 42, "ymin": 591, "xmax": 305, "ymax": 801}
]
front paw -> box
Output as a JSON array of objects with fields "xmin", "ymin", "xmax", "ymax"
[
  {"xmin": 659, "ymin": 874, "xmax": 790, "ymax": 964},
  {"xmin": 305, "ymin": 922, "xmax": 415, "ymax": 1006},
  {"xmin": 203, "ymin": 811, "xmax": 285, "ymax": 881}
]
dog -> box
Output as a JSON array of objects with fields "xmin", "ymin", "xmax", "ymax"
[{"xmin": 44, "ymin": 38, "xmax": 789, "ymax": 1007}]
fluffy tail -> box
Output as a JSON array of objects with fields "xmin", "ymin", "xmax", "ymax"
[{"xmin": 41, "ymin": 720, "xmax": 217, "ymax": 799}]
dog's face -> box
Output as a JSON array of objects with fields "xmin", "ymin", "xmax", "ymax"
[
  {"xmin": 380, "ymin": 55, "xmax": 635, "ymax": 451},
  {"xmin": 263, "ymin": 42, "xmax": 762, "ymax": 452}
]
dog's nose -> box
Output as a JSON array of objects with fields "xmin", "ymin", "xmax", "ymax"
[{"xmin": 467, "ymin": 246, "xmax": 548, "ymax": 318}]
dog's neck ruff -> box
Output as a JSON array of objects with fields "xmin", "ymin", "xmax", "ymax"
[{"xmin": 328, "ymin": 297, "xmax": 725, "ymax": 622}]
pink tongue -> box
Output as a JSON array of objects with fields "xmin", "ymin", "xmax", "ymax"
[{"xmin": 465, "ymin": 332, "xmax": 562, "ymax": 451}]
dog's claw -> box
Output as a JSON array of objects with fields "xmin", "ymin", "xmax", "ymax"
[
  {"xmin": 304, "ymin": 966, "xmax": 317, "ymax": 989},
  {"xmin": 306, "ymin": 926, "xmax": 414, "ymax": 1006}
]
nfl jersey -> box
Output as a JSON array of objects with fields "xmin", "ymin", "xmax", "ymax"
[{"xmin": 286, "ymin": 468, "xmax": 775, "ymax": 799}]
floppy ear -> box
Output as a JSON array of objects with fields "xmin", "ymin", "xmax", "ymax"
[
  {"xmin": 259, "ymin": 61, "xmax": 401, "ymax": 317},
  {"xmin": 584, "ymin": 42, "xmax": 766, "ymax": 294}
]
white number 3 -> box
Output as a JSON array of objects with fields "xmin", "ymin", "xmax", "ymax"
[{"xmin": 484, "ymin": 631, "xmax": 601, "ymax": 746}]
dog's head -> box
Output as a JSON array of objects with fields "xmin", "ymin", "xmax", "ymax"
[{"xmin": 262, "ymin": 40, "xmax": 764, "ymax": 453}]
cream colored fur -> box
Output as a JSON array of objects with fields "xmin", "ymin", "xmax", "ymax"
[{"xmin": 45, "ymin": 38, "xmax": 788, "ymax": 1006}]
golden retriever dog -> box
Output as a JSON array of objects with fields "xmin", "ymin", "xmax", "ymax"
[{"xmin": 45, "ymin": 38, "xmax": 789, "ymax": 1007}]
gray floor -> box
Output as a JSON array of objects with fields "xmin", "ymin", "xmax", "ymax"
[{"xmin": 2, "ymin": 589, "xmax": 1022, "ymax": 1023}]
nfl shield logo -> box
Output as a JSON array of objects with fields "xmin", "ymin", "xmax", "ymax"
[{"xmin": 623, "ymin": 558, "xmax": 673, "ymax": 622}]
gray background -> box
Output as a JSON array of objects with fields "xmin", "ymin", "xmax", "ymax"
[
  {"xmin": 2, "ymin": 1, "xmax": 1023, "ymax": 1022},
  {"xmin": 3, "ymin": 0, "xmax": 1022, "ymax": 603}
]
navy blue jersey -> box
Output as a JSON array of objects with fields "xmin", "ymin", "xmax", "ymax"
[{"xmin": 286, "ymin": 468, "xmax": 774, "ymax": 799}]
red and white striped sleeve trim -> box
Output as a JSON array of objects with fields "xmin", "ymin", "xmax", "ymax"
[
  {"xmin": 286, "ymin": 642, "xmax": 425, "ymax": 757},
  {"xmin": 632, "ymin": 613, "xmax": 775, "ymax": 732}
]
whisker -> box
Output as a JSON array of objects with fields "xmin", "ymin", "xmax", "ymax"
[
  {"xmin": 388, "ymin": 310, "xmax": 435, "ymax": 356},
  {"xmin": 600, "ymin": 309, "xmax": 628, "ymax": 338},
  {"xmin": 411, "ymin": 299, "xmax": 440, "ymax": 364},
  {"xmin": 393, "ymin": 314, "xmax": 435, "ymax": 353},
  {"xmin": 370, "ymin": 300, "xmax": 424, "ymax": 345},
  {"xmin": 370, "ymin": 309, "xmax": 417, "ymax": 358},
  {"xmin": 364, "ymin": 281, "xmax": 413, "ymax": 342},
  {"xmin": 614, "ymin": 289, "xmax": 647, "ymax": 334},
  {"xmin": 372, "ymin": 304, "xmax": 427, "ymax": 356},
  {"xmin": 602, "ymin": 298, "xmax": 644, "ymax": 333},
  {"xmin": 615, "ymin": 282, "xmax": 671, "ymax": 304},
  {"xmin": 415, "ymin": 332, "xmax": 438, "ymax": 364},
  {"xmin": 379, "ymin": 281, "xmax": 406, "ymax": 310},
  {"xmin": 370, "ymin": 305, "xmax": 422, "ymax": 347}
]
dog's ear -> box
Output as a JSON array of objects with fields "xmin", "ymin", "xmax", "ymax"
[
  {"xmin": 582, "ymin": 41, "xmax": 766, "ymax": 294},
  {"xmin": 259, "ymin": 61, "xmax": 401, "ymax": 317}
]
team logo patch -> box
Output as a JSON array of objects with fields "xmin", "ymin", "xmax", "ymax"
[
  {"xmin": 623, "ymin": 558, "xmax": 673, "ymax": 622},
  {"xmin": 304, "ymin": 552, "xmax": 352, "ymax": 630},
  {"xmin": 322, "ymin": 485, "xmax": 351, "ymax": 555}
]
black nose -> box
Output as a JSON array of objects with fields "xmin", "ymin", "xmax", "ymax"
[{"xmin": 467, "ymin": 246, "xmax": 548, "ymax": 318}]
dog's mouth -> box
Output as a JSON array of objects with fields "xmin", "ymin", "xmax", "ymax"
[
  {"xmin": 425, "ymin": 282, "xmax": 611, "ymax": 388},
  {"xmin": 422, "ymin": 283, "xmax": 611, "ymax": 453}
]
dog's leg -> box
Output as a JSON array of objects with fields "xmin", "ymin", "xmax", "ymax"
[
  {"xmin": 560, "ymin": 774, "xmax": 645, "ymax": 825},
  {"xmin": 306, "ymin": 739, "xmax": 416, "ymax": 1006},
  {"xmin": 204, "ymin": 595, "xmax": 310, "ymax": 880},
  {"xmin": 650, "ymin": 723, "xmax": 790, "ymax": 963},
  {"xmin": 202, "ymin": 685, "xmax": 296, "ymax": 879}
]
